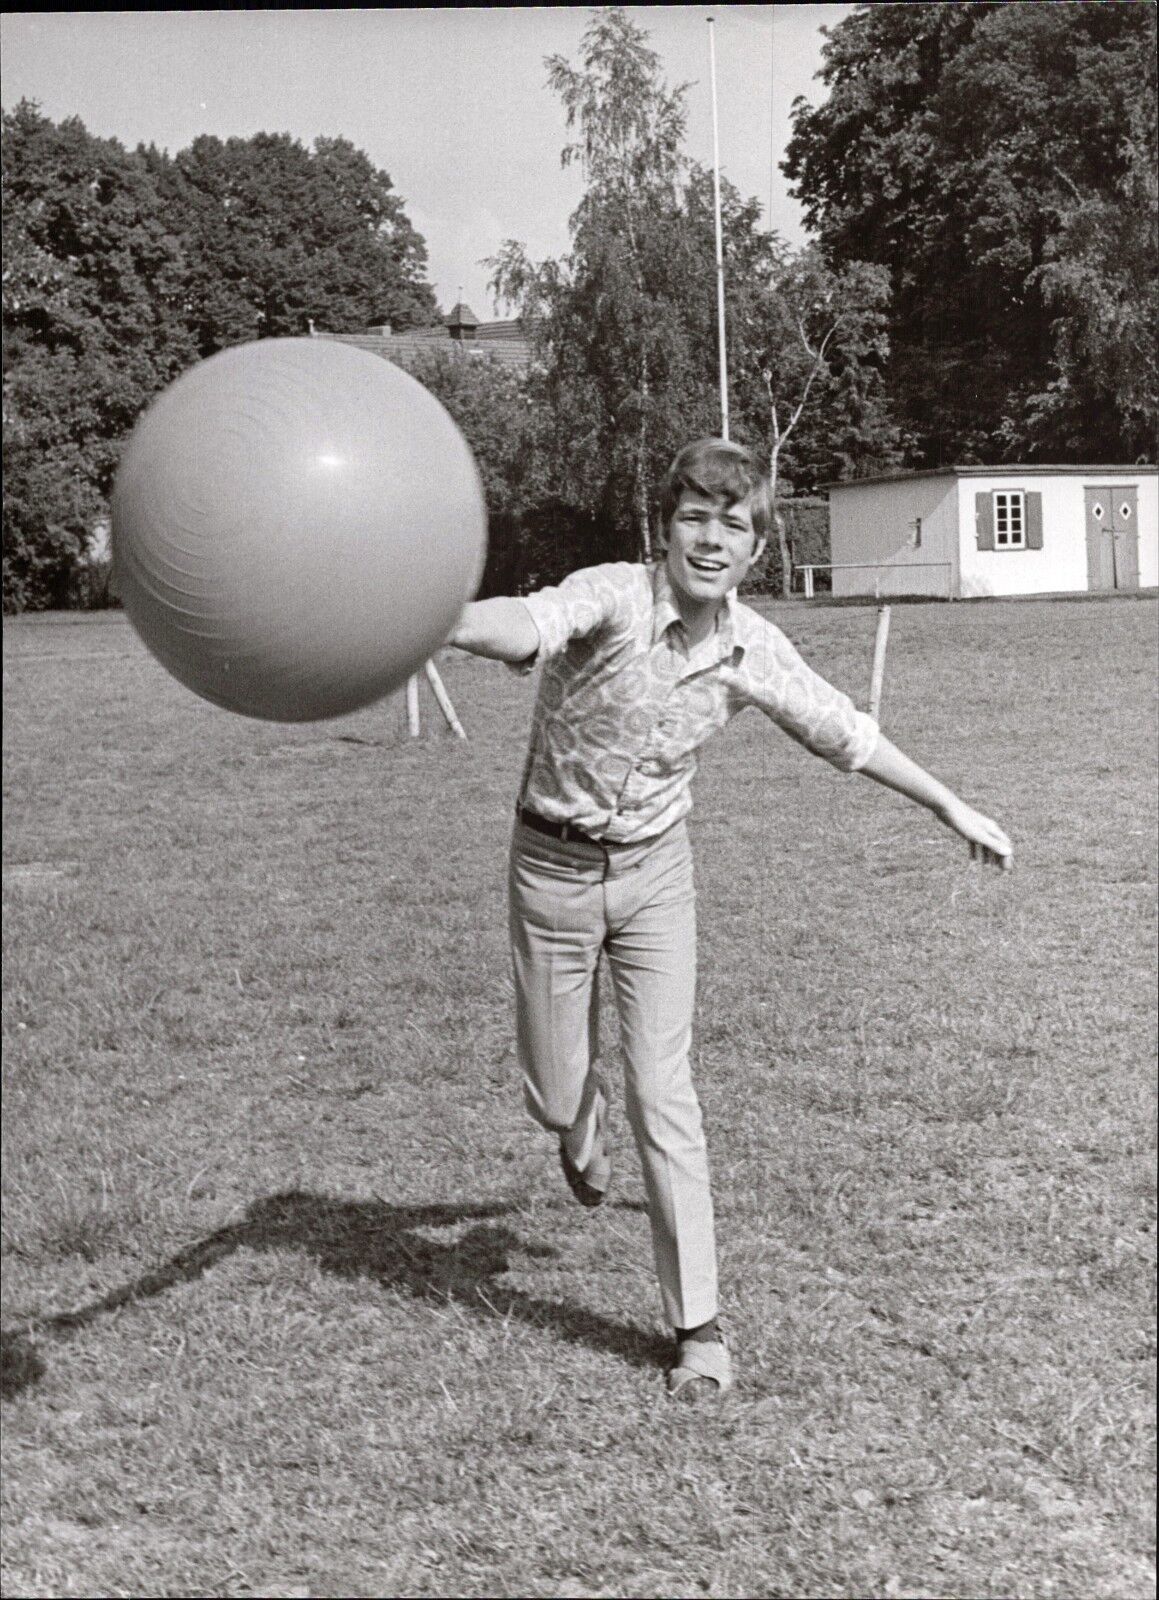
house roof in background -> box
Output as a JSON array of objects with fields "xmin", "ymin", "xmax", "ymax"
[
  {"xmin": 315, "ymin": 322, "xmax": 532, "ymax": 370},
  {"xmin": 822, "ymin": 464, "xmax": 1158, "ymax": 490}
]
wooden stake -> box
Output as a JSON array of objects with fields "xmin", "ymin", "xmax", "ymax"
[
  {"xmin": 406, "ymin": 675, "xmax": 421, "ymax": 738},
  {"xmin": 868, "ymin": 605, "xmax": 891, "ymax": 722},
  {"xmin": 424, "ymin": 659, "xmax": 467, "ymax": 740}
]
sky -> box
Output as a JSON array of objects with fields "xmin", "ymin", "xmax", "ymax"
[{"xmin": 0, "ymin": 6, "xmax": 854, "ymax": 320}]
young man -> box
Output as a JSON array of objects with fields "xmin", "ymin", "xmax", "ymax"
[{"xmin": 451, "ymin": 438, "xmax": 1011, "ymax": 1400}]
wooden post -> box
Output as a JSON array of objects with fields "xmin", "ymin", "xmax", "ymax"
[
  {"xmin": 868, "ymin": 605, "xmax": 891, "ymax": 722},
  {"xmin": 404, "ymin": 660, "xmax": 468, "ymax": 739},
  {"xmin": 424, "ymin": 659, "xmax": 467, "ymax": 740}
]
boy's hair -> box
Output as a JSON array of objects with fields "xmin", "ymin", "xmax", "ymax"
[{"xmin": 658, "ymin": 438, "xmax": 773, "ymax": 546}]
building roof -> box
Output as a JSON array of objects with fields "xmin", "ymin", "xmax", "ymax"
[
  {"xmin": 446, "ymin": 301, "xmax": 480, "ymax": 328},
  {"xmin": 821, "ymin": 464, "xmax": 1158, "ymax": 490},
  {"xmin": 313, "ymin": 316, "xmax": 533, "ymax": 371}
]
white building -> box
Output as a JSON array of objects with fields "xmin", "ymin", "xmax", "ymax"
[{"xmin": 821, "ymin": 466, "xmax": 1158, "ymax": 600}]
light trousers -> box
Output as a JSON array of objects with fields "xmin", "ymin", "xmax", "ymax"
[{"xmin": 508, "ymin": 818, "xmax": 717, "ymax": 1329}]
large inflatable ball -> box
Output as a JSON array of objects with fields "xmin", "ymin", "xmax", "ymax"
[{"xmin": 112, "ymin": 337, "xmax": 487, "ymax": 722}]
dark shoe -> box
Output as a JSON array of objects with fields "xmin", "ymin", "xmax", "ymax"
[{"xmin": 558, "ymin": 1082, "xmax": 611, "ymax": 1208}]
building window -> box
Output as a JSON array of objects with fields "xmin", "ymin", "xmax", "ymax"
[
  {"xmin": 975, "ymin": 488, "xmax": 1043, "ymax": 552},
  {"xmin": 994, "ymin": 491, "xmax": 1025, "ymax": 548}
]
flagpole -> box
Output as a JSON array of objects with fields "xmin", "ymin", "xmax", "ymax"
[{"xmin": 708, "ymin": 15, "xmax": 729, "ymax": 441}]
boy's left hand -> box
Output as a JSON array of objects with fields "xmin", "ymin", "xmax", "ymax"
[{"xmin": 940, "ymin": 800, "xmax": 1013, "ymax": 870}]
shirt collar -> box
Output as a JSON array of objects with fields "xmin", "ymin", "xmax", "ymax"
[{"xmin": 650, "ymin": 562, "xmax": 742, "ymax": 661}]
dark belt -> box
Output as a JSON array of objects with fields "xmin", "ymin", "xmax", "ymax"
[{"xmin": 515, "ymin": 804, "xmax": 609, "ymax": 846}]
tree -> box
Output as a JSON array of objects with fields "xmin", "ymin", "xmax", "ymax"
[
  {"xmin": 488, "ymin": 10, "xmax": 904, "ymax": 580},
  {"xmin": 754, "ymin": 250, "xmax": 900, "ymax": 474},
  {"xmin": 490, "ymin": 9, "xmax": 706, "ymax": 559},
  {"xmin": 144, "ymin": 132, "xmax": 440, "ymax": 357},
  {"xmin": 1013, "ymin": 78, "xmax": 1158, "ymax": 459},
  {"xmin": 550, "ymin": 10, "xmax": 696, "ymax": 560},
  {"xmin": 2, "ymin": 101, "xmax": 195, "ymax": 609},
  {"xmin": 401, "ymin": 346, "xmax": 549, "ymax": 594},
  {"xmin": 784, "ymin": 2, "xmax": 1158, "ymax": 465},
  {"xmin": 685, "ymin": 179, "xmax": 900, "ymax": 591},
  {"xmin": 2, "ymin": 106, "xmax": 443, "ymax": 611}
]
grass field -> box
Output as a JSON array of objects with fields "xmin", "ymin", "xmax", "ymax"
[{"xmin": 2, "ymin": 597, "xmax": 1156, "ymax": 1600}]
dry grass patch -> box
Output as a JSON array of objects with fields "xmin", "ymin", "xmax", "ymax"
[{"xmin": 3, "ymin": 599, "xmax": 1156, "ymax": 1598}]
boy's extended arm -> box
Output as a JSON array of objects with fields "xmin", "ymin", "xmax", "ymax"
[
  {"xmin": 449, "ymin": 597, "xmax": 540, "ymax": 663},
  {"xmin": 859, "ymin": 734, "xmax": 1013, "ymax": 870}
]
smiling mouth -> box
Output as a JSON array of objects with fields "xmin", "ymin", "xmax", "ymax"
[{"xmin": 687, "ymin": 556, "xmax": 727, "ymax": 574}]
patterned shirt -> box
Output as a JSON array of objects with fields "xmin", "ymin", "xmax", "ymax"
[{"xmin": 514, "ymin": 562, "xmax": 879, "ymax": 844}]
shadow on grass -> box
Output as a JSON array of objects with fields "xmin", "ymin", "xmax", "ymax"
[{"xmin": 1, "ymin": 1191, "xmax": 671, "ymax": 1400}]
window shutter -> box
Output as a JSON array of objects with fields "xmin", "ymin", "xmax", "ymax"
[
  {"xmin": 975, "ymin": 491, "xmax": 995, "ymax": 550},
  {"xmin": 1026, "ymin": 491, "xmax": 1043, "ymax": 549}
]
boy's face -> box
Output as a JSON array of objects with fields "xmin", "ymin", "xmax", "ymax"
[{"xmin": 663, "ymin": 489, "xmax": 766, "ymax": 609}]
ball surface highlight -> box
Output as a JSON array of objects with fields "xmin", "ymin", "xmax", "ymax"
[{"xmin": 112, "ymin": 337, "xmax": 487, "ymax": 722}]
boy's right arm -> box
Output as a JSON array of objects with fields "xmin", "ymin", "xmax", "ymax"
[{"xmin": 449, "ymin": 597, "xmax": 540, "ymax": 664}]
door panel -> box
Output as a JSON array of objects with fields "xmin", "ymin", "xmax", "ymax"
[
  {"xmin": 1085, "ymin": 487, "xmax": 1114, "ymax": 589},
  {"xmin": 1112, "ymin": 487, "xmax": 1139, "ymax": 589},
  {"xmin": 1085, "ymin": 485, "xmax": 1139, "ymax": 590}
]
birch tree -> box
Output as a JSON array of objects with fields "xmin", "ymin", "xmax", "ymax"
[
  {"xmin": 487, "ymin": 10, "xmax": 903, "ymax": 579},
  {"xmin": 752, "ymin": 249, "xmax": 900, "ymax": 595},
  {"xmin": 489, "ymin": 9, "xmax": 697, "ymax": 559}
]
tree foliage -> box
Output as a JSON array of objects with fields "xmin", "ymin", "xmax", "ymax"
[
  {"xmin": 784, "ymin": 2, "xmax": 1158, "ymax": 464},
  {"xmin": 2, "ymin": 101, "xmax": 195, "ymax": 609},
  {"xmin": 143, "ymin": 132, "xmax": 439, "ymax": 356},
  {"xmin": 2, "ymin": 105, "xmax": 440, "ymax": 610},
  {"xmin": 401, "ymin": 346, "xmax": 553, "ymax": 594},
  {"xmin": 489, "ymin": 8, "xmax": 901, "ymax": 567},
  {"xmin": 497, "ymin": 9, "xmax": 699, "ymax": 558}
]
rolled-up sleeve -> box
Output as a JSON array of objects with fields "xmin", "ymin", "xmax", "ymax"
[
  {"xmin": 509, "ymin": 565, "xmax": 631, "ymax": 674},
  {"xmin": 744, "ymin": 621, "xmax": 880, "ymax": 772}
]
